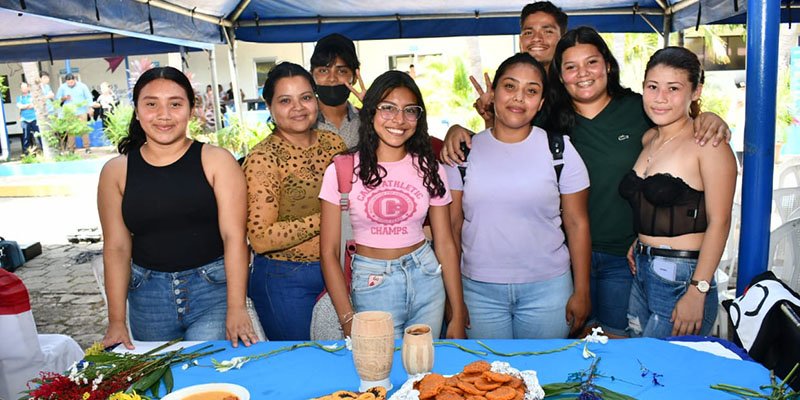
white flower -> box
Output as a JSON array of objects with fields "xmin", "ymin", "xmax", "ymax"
[
  {"xmin": 581, "ymin": 327, "xmax": 608, "ymax": 359},
  {"xmin": 127, "ymin": 376, "xmax": 133, "ymax": 382},
  {"xmin": 192, "ymin": 360, "xmax": 199, "ymax": 365},
  {"xmin": 582, "ymin": 342, "xmax": 597, "ymax": 359},
  {"xmin": 213, "ymin": 356, "xmax": 250, "ymax": 372},
  {"xmin": 345, "ymin": 336, "xmax": 352, "ymax": 351},
  {"xmin": 181, "ymin": 363, "xmax": 189, "ymax": 370},
  {"xmin": 585, "ymin": 327, "xmax": 609, "ymax": 344}
]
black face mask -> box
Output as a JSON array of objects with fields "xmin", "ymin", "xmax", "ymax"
[{"xmin": 316, "ymin": 84, "xmax": 350, "ymax": 106}]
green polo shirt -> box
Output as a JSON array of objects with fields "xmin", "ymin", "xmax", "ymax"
[{"xmin": 570, "ymin": 93, "xmax": 653, "ymax": 256}]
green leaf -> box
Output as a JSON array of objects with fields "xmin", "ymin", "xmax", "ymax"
[
  {"xmin": 83, "ymin": 353, "xmax": 123, "ymax": 363},
  {"xmin": 132, "ymin": 367, "xmax": 166, "ymax": 392},
  {"xmin": 148, "ymin": 366, "xmax": 168, "ymax": 398},
  {"xmin": 164, "ymin": 367, "xmax": 174, "ymax": 393},
  {"xmin": 596, "ymin": 385, "xmax": 637, "ymax": 400},
  {"xmin": 543, "ymin": 382, "xmax": 584, "ymax": 398}
]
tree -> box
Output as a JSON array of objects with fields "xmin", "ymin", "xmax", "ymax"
[{"xmin": 21, "ymin": 62, "xmax": 55, "ymax": 160}]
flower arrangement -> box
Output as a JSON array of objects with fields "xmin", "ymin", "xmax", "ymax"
[{"xmin": 24, "ymin": 339, "xmax": 222, "ymax": 400}]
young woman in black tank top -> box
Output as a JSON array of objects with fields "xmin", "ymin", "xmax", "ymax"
[
  {"xmin": 97, "ymin": 67, "xmax": 258, "ymax": 350},
  {"xmin": 621, "ymin": 47, "xmax": 737, "ymax": 338}
]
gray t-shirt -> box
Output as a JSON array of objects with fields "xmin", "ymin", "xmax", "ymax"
[
  {"xmin": 445, "ymin": 126, "xmax": 590, "ymax": 284},
  {"xmin": 315, "ymin": 102, "xmax": 360, "ymax": 149}
]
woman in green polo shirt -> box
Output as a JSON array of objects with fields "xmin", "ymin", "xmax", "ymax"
[{"xmin": 547, "ymin": 27, "xmax": 729, "ymax": 337}]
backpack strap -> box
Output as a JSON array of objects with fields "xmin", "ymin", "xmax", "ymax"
[
  {"xmin": 547, "ymin": 131, "xmax": 565, "ymax": 186},
  {"xmin": 332, "ymin": 154, "xmax": 355, "ymax": 270}
]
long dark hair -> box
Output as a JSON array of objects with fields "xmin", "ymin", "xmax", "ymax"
[
  {"xmin": 354, "ymin": 70, "xmax": 446, "ymax": 198},
  {"xmin": 118, "ymin": 67, "xmax": 195, "ymax": 155},
  {"xmin": 646, "ymin": 46, "xmax": 704, "ymax": 118},
  {"xmin": 547, "ymin": 26, "xmax": 633, "ymax": 133},
  {"xmin": 261, "ymin": 62, "xmax": 316, "ymax": 105}
]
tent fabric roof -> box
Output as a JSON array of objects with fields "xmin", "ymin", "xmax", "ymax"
[{"xmin": 0, "ymin": 0, "xmax": 794, "ymax": 62}]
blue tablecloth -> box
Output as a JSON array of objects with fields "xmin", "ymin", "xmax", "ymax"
[{"xmin": 168, "ymin": 338, "xmax": 770, "ymax": 399}]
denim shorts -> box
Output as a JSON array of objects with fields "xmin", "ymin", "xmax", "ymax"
[
  {"xmin": 627, "ymin": 253, "xmax": 718, "ymax": 338},
  {"xmin": 350, "ymin": 242, "xmax": 445, "ymax": 339},
  {"xmin": 463, "ymin": 271, "xmax": 572, "ymax": 339},
  {"xmin": 588, "ymin": 251, "xmax": 634, "ymax": 336},
  {"xmin": 248, "ymin": 255, "xmax": 324, "ymax": 341},
  {"xmin": 128, "ymin": 257, "xmax": 228, "ymax": 341}
]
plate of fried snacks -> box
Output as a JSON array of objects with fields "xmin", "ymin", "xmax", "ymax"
[
  {"xmin": 312, "ymin": 385, "xmax": 388, "ymax": 399},
  {"xmin": 389, "ymin": 360, "xmax": 544, "ymax": 400},
  {"xmin": 160, "ymin": 382, "xmax": 249, "ymax": 400}
]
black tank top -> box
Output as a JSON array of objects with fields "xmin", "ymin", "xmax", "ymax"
[
  {"xmin": 618, "ymin": 170, "xmax": 708, "ymax": 237},
  {"xmin": 122, "ymin": 141, "xmax": 224, "ymax": 271}
]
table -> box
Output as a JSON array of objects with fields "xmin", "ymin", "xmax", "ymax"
[{"xmin": 166, "ymin": 338, "xmax": 771, "ymax": 399}]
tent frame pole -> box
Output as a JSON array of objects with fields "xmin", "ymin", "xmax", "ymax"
[
  {"xmin": 209, "ymin": 49, "xmax": 223, "ymax": 132},
  {"xmin": 738, "ymin": 0, "xmax": 780, "ymax": 295},
  {"xmin": 223, "ymin": 27, "xmax": 246, "ymax": 154}
]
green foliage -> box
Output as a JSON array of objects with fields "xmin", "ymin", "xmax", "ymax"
[
  {"xmin": 776, "ymin": 70, "xmax": 794, "ymax": 143},
  {"xmin": 214, "ymin": 116, "xmax": 270, "ymax": 157},
  {"xmin": 44, "ymin": 102, "xmax": 94, "ymax": 153},
  {"xmin": 453, "ymin": 58, "xmax": 471, "ymax": 100},
  {"xmin": 55, "ymin": 152, "xmax": 83, "ymax": 162},
  {"xmin": 415, "ymin": 54, "xmax": 489, "ymax": 136},
  {"xmin": 19, "ymin": 148, "xmax": 43, "ymax": 164},
  {"xmin": 0, "ymin": 75, "xmax": 7, "ymax": 99},
  {"xmin": 103, "ymin": 104, "xmax": 134, "ymax": 147}
]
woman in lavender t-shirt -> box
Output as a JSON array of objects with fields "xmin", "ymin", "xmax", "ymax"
[{"xmin": 445, "ymin": 53, "xmax": 592, "ymax": 339}]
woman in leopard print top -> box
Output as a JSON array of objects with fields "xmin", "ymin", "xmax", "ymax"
[{"xmin": 243, "ymin": 62, "xmax": 345, "ymax": 340}]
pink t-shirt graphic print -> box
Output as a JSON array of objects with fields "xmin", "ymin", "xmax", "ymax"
[{"xmin": 320, "ymin": 153, "xmax": 451, "ymax": 249}]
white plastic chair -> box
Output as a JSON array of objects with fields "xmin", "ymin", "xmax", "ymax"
[
  {"xmin": 713, "ymin": 202, "xmax": 740, "ymax": 339},
  {"xmin": 777, "ymin": 157, "xmax": 800, "ymax": 188},
  {"xmin": 91, "ymin": 257, "xmax": 266, "ymax": 341},
  {"xmin": 772, "ymin": 187, "xmax": 800, "ymax": 226},
  {"xmin": 768, "ymin": 218, "xmax": 800, "ymax": 293}
]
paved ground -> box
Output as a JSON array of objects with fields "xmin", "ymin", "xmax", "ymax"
[
  {"xmin": 13, "ymin": 243, "xmax": 107, "ymax": 349},
  {"xmin": 2, "ymin": 147, "xmax": 114, "ymax": 350}
]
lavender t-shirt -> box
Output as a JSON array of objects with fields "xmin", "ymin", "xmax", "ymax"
[{"xmin": 445, "ymin": 127, "xmax": 590, "ymax": 284}]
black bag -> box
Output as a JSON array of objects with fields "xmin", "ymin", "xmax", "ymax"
[
  {"xmin": 724, "ymin": 271, "xmax": 800, "ymax": 390},
  {"xmin": 0, "ymin": 237, "xmax": 26, "ymax": 272}
]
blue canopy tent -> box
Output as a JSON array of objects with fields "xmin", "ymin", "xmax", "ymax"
[{"xmin": 0, "ymin": 0, "xmax": 790, "ymax": 294}]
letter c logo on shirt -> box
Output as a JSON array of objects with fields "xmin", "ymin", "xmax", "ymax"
[{"xmin": 365, "ymin": 189, "xmax": 417, "ymax": 225}]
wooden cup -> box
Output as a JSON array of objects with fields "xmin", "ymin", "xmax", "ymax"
[
  {"xmin": 402, "ymin": 324, "xmax": 434, "ymax": 375},
  {"xmin": 351, "ymin": 311, "xmax": 395, "ymax": 391}
]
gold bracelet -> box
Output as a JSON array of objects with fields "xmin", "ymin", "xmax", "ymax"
[{"xmin": 339, "ymin": 311, "xmax": 354, "ymax": 325}]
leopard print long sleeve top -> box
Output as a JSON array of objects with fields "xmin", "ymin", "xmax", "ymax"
[{"xmin": 243, "ymin": 129, "xmax": 346, "ymax": 261}]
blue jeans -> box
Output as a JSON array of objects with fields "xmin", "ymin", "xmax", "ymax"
[
  {"xmin": 351, "ymin": 242, "xmax": 445, "ymax": 339},
  {"xmin": 128, "ymin": 258, "xmax": 227, "ymax": 341},
  {"xmin": 588, "ymin": 251, "xmax": 633, "ymax": 336},
  {"xmin": 627, "ymin": 253, "xmax": 718, "ymax": 338},
  {"xmin": 463, "ymin": 271, "xmax": 572, "ymax": 339},
  {"xmin": 20, "ymin": 120, "xmax": 40, "ymax": 151},
  {"xmin": 249, "ymin": 255, "xmax": 324, "ymax": 341}
]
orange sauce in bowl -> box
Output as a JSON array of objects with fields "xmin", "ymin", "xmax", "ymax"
[{"xmin": 183, "ymin": 392, "xmax": 239, "ymax": 400}]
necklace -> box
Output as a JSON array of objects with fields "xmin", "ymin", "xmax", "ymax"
[{"xmin": 645, "ymin": 133, "xmax": 679, "ymax": 173}]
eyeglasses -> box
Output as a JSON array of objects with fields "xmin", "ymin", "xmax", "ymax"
[{"xmin": 376, "ymin": 103, "xmax": 424, "ymax": 122}]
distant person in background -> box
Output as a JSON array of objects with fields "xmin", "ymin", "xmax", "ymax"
[
  {"xmin": 97, "ymin": 82, "xmax": 117, "ymax": 129},
  {"xmin": 310, "ymin": 33, "xmax": 366, "ymax": 149},
  {"xmin": 16, "ymin": 82, "xmax": 41, "ymax": 152},
  {"xmin": 56, "ymin": 73, "xmax": 93, "ymax": 153},
  {"xmin": 40, "ymin": 72, "xmax": 55, "ymax": 117}
]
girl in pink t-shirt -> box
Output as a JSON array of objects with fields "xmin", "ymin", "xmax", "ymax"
[{"xmin": 319, "ymin": 71, "xmax": 467, "ymax": 339}]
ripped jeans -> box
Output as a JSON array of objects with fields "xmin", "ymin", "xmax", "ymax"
[{"xmin": 627, "ymin": 253, "xmax": 717, "ymax": 338}]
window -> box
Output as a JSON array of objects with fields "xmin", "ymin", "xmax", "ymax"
[
  {"xmin": 684, "ymin": 35, "xmax": 746, "ymax": 71},
  {"xmin": 255, "ymin": 59, "xmax": 277, "ymax": 93}
]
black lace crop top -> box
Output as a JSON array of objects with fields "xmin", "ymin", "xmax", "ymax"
[{"xmin": 618, "ymin": 170, "xmax": 707, "ymax": 237}]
